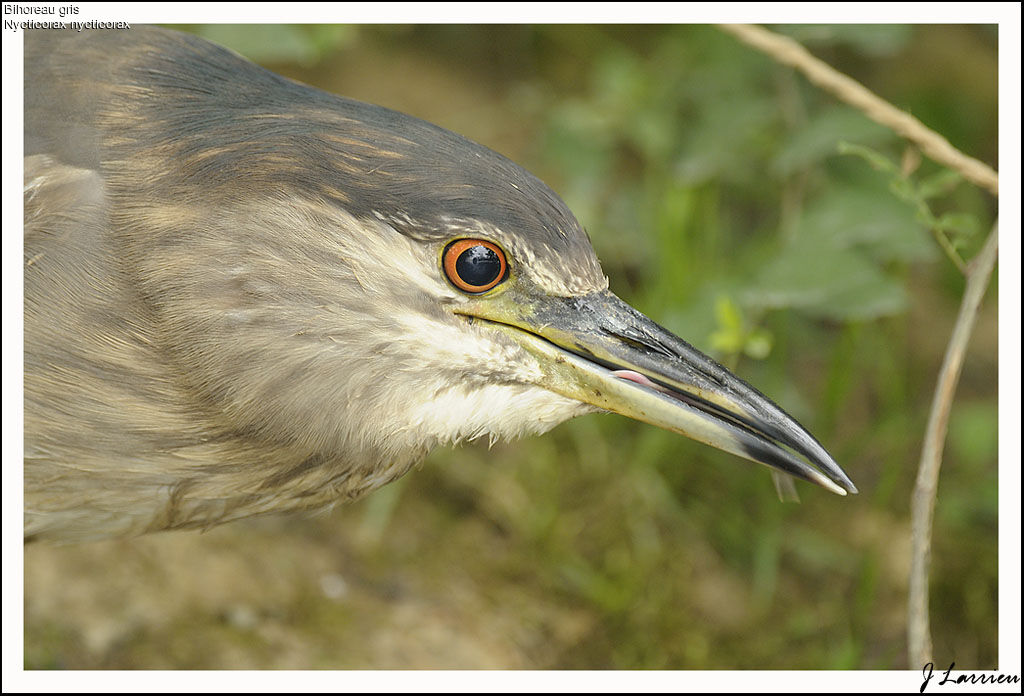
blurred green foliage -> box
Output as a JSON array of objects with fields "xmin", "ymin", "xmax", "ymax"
[
  {"xmin": 187, "ymin": 24, "xmax": 358, "ymax": 65},
  {"xmin": 27, "ymin": 24, "xmax": 997, "ymax": 671}
]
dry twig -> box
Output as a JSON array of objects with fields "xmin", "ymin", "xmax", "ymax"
[{"xmin": 909, "ymin": 223, "xmax": 999, "ymax": 665}]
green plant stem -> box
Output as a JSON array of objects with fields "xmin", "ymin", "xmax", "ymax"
[{"xmin": 927, "ymin": 218, "xmax": 968, "ymax": 275}]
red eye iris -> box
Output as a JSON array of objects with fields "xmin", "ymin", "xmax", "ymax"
[{"xmin": 442, "ymin": 239, "xmax": 508, "ymax": 293}]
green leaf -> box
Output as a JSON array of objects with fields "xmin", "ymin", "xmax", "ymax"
[
  {"xmin": 744, "ymin": 329, "xmax": 774, "ymax": 360},
  {"xmin": 775, "ymin": 108, "xmax": 894, "ymax": 176},
  {"xmin": 887, "ymin": 175, "xmax": 918, "ymax": 204},
  {"xmin": 742, "ymin": 233, "xmax": 908, "ymax": 321},
  {"xmin": 715, "ymin": 295, "xmax": 743, "ymax": 333},
  {"xmin": 916, "ymin": 169, "xmax": 963, "ymax": 200},
  {"xmin": 934, "ymin": 212, "xmax": 980, "ymax": 244},
  {"xmin": 838, "ymin": 141, "xmax": 898, "ymax": 173},
  {"xmin": 195, "ymin": 25, "xmax": 322, "ymax": 66},
  {"xmin": 675, "ymin": 95, "xmax": 780, "ymax": 184},
  {"xmin": 798, "ymin": 187, "xmax": 935, "ymax": 264}
]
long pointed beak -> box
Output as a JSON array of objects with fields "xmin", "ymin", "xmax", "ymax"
[{"xmin": 461, "ymin": 290, "xmax": 856, "ymax": 496}]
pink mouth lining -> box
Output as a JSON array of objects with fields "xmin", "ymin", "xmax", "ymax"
[{"xmin": 612, "ymin": 369, "xmax": 660, "ymax": 389}]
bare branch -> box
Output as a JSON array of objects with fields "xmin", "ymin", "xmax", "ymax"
[{"xmin": 908, "ymin": 222, "xmax": 999, "ymax": 666}]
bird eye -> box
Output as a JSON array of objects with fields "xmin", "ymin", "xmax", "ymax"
[{"xmin": 443, "ymin": 239, "xmax": 508, "ymax": 294}]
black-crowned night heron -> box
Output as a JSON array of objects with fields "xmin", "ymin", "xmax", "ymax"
[{"xmin": 24, "ymin": 26, "xmax": 856, "ymax": 542}]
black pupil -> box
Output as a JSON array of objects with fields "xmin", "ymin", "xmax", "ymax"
[{"xmin": 455, "ymin": 245, "xmax": 501, "ymax": 288}]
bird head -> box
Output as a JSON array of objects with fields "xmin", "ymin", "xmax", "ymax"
[{"xmin": 27, "ymin": 27, "xmax": 856, "ymax": 518}]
